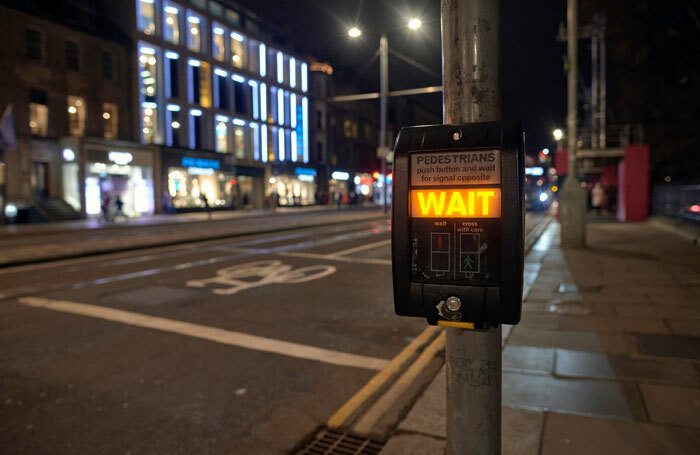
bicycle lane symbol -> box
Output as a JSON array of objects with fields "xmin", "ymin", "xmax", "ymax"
[{"xmin": 186, "ymin": 260, "xmax": 338, "ymax": 295}]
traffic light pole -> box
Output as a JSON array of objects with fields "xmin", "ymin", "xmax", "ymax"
[{"xmin": 441, "ymin": 1, "xmax": 502, "ymax": 454}]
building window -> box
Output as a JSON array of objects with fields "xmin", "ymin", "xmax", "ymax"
[
  {"xmin": 163, "ymin": 3, "xmax": 181, "ymax": 44},
  {"xmin": 188, "ymin": 59, "xmax": 211, "ymax": 107},
  {"xmin": 29, "ymin": 89, "xmax": 48, "ymax": 137},
  {"xmin": 26, "ymin": 27, "xmax": 43, "ymax": 62},
  {"xmin": 65, "ymin": 41, "xmax": 80, "ymax": 71},
  {"xmin": 137, "ymin": 0, "xmax": 156, "ymax": 36},
  {"xmin": 215, "ymin": 115, "xmax": 228, "ymax": 153},
  {"xmin": 233, "ymin": 121, "xmax": 246, "ymax": 159},
  {"xmin": 233, "ymin": 76, "xmax": 248, "ymax": 115},
  {"xmin": 139, "ymin": 46, "xmax": 158, "ymax": 102},
  {"xmin": 165, "ymin": 51, "xmax": 179, "ymax": 99},
  {"xmin": 141, "ymin": 102, "xmax": 157, "ymax": 143},
  {"xmin": 230, "ymin": 31, "xmax": 246, "ymax": 68},
  {"xmin": 212, "ymin": 23, "xmax": 226, "ymax": 62},
  {"xmin": 260, "ymin": 82, "xmax": 267, "ymax": 122},
  {"xmin": 102, "ymin": 102, "xmax": 118, "ymax": 139},
  {"xmin": 166, "ymin": 104, "xmax": 182, "ymax": 147},
  {"xmin": 214, "ymin": 68, "xmax": 229, "ymax": 110},
  {"xmin": 302, "ymin": 96, "xmax": 309, "ymax": 163},
  {"xmin": 258, "ymin": 43, "xmax": 266, "ymax": 77},
  {"xmin": 67, "ymin": 96, "xmax": 86, "ymax": 136},
  {"xmin": 278, "ymin": 89, "xmax": 286, "ymax": 126},
  {"xmin": 270, "ymin": 86, "xmax": 278, "ymax": 124},
  {"xmin": 301, "ymin": 62, "xmax": 308, "ymax": 92},
  {"xmin": 250, "ymin": 122, "xmax": 260, "ymax": 161},
  {"xmin": 289, "ymin": 57, "xmax": 296, "ymax": 88},
  {"xmin": 187, "ymin": 11, "xmax": 203, "ymax": 52},
  {"xmin": 189, "ymin": 108, "xmax": 202, "ymax": 149},
  {"xmin": 276, "ymin": 51, "xmax": 284, "ymax": 84},
  {"xmin": 101, "ymin": 51, "xmax": 115, "ymax": 79}
]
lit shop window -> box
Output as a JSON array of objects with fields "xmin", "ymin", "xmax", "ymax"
[
  {"xmin": 189, "ymin": 108, "xmax": 202, "ymax": 149},
  {"xmin": 233, "ymin": 120, "xmax": 246, "ymax": 159},
  {"xmin": 165, "ymin": 51, "xmax": 179, "ymax": 99},
  {"xmin": 67, "ymin": 95, "xmax": 85, "ymax": 136},
  {"xmin": 276, "ymin": 51, "xmax": 284, "ymax": 84},
  {"xmin": 187, "ymin": 12, "xmax": 203, "ymax": 53},
  {"xmin": 137, "ymin": 0, "xmax": 156, "ymax": 36},
  {"xmin": 139, "ymin": 46, "xmax": 157, "ymax": 102},
  {"xmin": 249, "ymin": 122, "xmax": 260, "ymax": 161},
  {"xmin": 289, "ymin": 57, "xmax": 296, "ymax": 88},
  {"xmin": 188, "ymin": 59, "xmax": 211, "ymax": 108},
  {"xmin": 214, "ymin": 68, "xmax": 229, "ymax": 110},
  {"xmin": 215, "ymin": 115, "xmax": 228, "ymax": 153},
  {"xmin": 230, "ymin": 31, "xmax": 246, "ymax": 68},
  {"xmin": 142, "ymin": 102, "xmax": 157, "ymax": 144},
  {"xmin": 166, "ymin": 104, "xmax": 182, "ymax": 147},
  {"xmin": 302, "ymin": 96, "xmax": 309, "ymax": 162},
  {"xmin": 258, "ymin": 43, "xmax": 266, "ymax": 77},
  {"xmin": 212, "ymin": 23, "xmax": 226, "ymax": 62},
  {"xmin": 29, "ymin": 103, "xmax": 48, "ymax": 137},
  {"xmin": 301, "ymin": 62, "xmax": 308, "ymax": 92},
  {"xmin": 163, "ymin": 3, "xmax": 181, "ymax": 45},
  {"xmin": 102, "ymin": 102, "xmax": 118, "ymax": 139}
]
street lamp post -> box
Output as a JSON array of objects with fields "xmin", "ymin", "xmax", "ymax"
[{"xmin": 348, "ymin": 21, "xmax": 422, "ymax": 213}]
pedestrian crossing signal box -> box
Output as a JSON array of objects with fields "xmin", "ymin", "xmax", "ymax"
[{"xmin": 391, "ymin": 121, "xmax": 525, "ymax": 326}]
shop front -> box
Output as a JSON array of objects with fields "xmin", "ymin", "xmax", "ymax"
[
  {"xmin": 328, "ymin": 170, "xmax": 351, "ymax": 205},
  {"xmin": 162, "ymin": 151, "xmax": 236, "ymax": 212},
  {"xmin": 269, "ymin": 165, "xmax": 319, "ymax": 206},
  {"xmin": 83, "ymin": 148, "xmax": 155, "ymax": 217}
]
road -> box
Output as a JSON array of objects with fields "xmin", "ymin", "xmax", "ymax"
[{"xmin": 0, "ymin": 212, "xmax": 547, "ymax": 454}]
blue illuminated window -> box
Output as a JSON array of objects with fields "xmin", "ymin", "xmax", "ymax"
[
  {"xmin": 259, "ymin": 43, "xmax": 266, "ymax": 77},
  {"xmin": 289, "ymin": 57, "xmax": 296, "ymax": 88},
  {"xmin": 261, "ymin": 124, "xmax": 268, "ymax": 162},
  {"xmin": 301, "ymin": 62, "xmax": 308, "ymax": 92},
  {"xmin": 163, "ymin": 2, "xmax": 181, "ymax": 44},
  {"xmin": 302, "ymin": 96, "xmax": 309, "ymax": 162},
  {"xmin": 250, "ymin": 122, "xmax": 260, "ymax": 161},
  {"xmin": 276, "ymin": 51, "xmax": 284, "ymax": 84},
  {"xmin": 137, "ymin": 0, "xmax": 156, "ymax": 36}
]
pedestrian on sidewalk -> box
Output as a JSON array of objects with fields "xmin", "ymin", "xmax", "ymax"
[
  {"xmin": 114, "ymin": 196, "xmax": 127, "ymax": 220},
  {"xmin": 200, "ymin": 193, "xmax": 212, "ymax": 220},
  {"xmin": 101, "ymin": 196, "xmax": 112, "ymax": 222}
]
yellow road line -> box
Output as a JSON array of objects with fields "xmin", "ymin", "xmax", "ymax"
[
  {"xmin": 352, "ymin": 330, "xmax": 446, "ymax": 436},
  {"xmin": 326, "ymin": 325, "xmax": 441, "ymax": 429},
  {"xmin": 19, "ymin": 297, "xmax": 388, "ymax": 371}
]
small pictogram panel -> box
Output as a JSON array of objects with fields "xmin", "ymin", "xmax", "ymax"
[
  {"xmin": 459, "ymin": 233, "xmax": 480, "ymax": 274},
  {"xmin": 431, "ymin": 233, "xmax": 451, "ymax": 272}
]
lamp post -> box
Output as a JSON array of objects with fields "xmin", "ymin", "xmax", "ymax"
[{"xmin": 348, "ymin": 19, "xmax": 422, "ymax": 213}]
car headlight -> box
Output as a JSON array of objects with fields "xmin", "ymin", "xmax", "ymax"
[{"xmin": 539, "ymin": 193, "xmax": 548, "ymax": 202}]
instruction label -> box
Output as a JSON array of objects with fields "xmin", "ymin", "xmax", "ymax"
[{"xmin": 410, "ymin": 150, "xmax": 501, "ymax": 186}]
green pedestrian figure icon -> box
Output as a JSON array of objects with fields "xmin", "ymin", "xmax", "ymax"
[{"xmin": 463, "ymin": 255, "xmax": 474, "ymax": 271}]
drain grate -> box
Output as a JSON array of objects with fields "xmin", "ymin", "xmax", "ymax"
[{"xmin": 296, "ymin": 428, "xmax": 384, "ymax": 455}]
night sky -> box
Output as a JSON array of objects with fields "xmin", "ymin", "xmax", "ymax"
[{"xmin": 232, "ymin": 0, "xmax": 567, "ymax": 154}]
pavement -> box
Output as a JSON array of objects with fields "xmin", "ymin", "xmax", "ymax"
[
  {"xmin": 379, "ymin": 220, "xmax": 700, "ymax": 455},
  {"xmin": 0, "ymin": 206, "xmax": 385, "ymax": 266}
]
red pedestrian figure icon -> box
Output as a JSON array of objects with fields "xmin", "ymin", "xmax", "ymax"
[{"xmin": 437, "ymin": 235, "xmax": 444, "ymax": 250}]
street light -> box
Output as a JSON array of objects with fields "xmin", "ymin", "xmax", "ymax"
[
  {"xmin": 408, "ymin": 18, "xmax": 422, "ymax": 30},
  {"xmin": 348, "ymin": 27, "xmax": 361, "ymax": 38},
  {"xmin": 553, "ymin": 128, "xmax": 564, "ymax": 141}
]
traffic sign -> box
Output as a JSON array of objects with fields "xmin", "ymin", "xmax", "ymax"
[{"xmin": 391, "ymin": 122, "xmax": 525, "ymax": 325}]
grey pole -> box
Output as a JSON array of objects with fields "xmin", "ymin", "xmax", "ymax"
[
  {"xmin": 559, "ymin": 0, "xmax": 586, "ymax": 247},
  {"xmin": 567, "ymin": 0, "xmax": 578, "ymax": 178},
  {"xmin": 599, "ymin": 16, "xmax": 606, "ymax": 149},
  {"xmin": 591, "ymin": 32, "xmax": 598, "ymax": 150},
  {"xmin": 380, "ymin": 34, "xmax": 389, "ymax": 213},
  {"xmin": 441, "ymin": 1, "xmax": 502, "ymax": 454}
]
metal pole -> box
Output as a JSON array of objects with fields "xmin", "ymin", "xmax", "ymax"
[
  {"xmin": 591, "ymin": 32, "xmax": 598, "ymax": 150},
  {"xmin": 380, "ymin": 34, "xmax": 389, "ymax": 213},
  {"xmin": 599, "ymin": 16, "xmax": 606, "ymax": 149},
  {"xmin": 567, "ymin": 0, "xmax": 578, "ymax": 177},
  {"xmin": 441, "ymin": 1, "xmax": 501, "ymax": 454}
]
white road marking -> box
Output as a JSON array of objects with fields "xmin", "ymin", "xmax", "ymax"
[
  {"xmin": 186, "ymin": 260, "xmax": 337, "ymax": 295},
  {"xmin": 18, "ymin": 296, "xmax": 388, "ymax": 371},
  {"xmin": 279, "ymin": 251, "xmax": 391, "ymax": 266},
  {"xmin": 329, "ymin": 239, "xmax": 392, "ymax": 257}
]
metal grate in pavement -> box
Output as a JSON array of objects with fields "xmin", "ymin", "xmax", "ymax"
[{"xmin": 296, "ymin": 428, "xmax": 384, "ymax": 455}]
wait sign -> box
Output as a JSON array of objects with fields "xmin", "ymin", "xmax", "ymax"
[{"xmin": 411, "ymin": 189, "xmax": 501, "ymax": 218}]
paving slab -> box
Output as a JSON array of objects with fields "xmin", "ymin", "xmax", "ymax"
[
  {"xmin": 378, "ymin": 433, "xmax": 445, "ymax": 455},
  {"xmin": 397, "ymin": 368, "xmax": 446, "ymax": 438},
  {"xmin": 541, "ymin": 411, "xmax": 700, "ymax": 455},
  {"xmin": 666, "ymin": 319, "xmax": 700, "ymax": 336},
  {"xmin": 639, "ymin": 383, "xmax": 700, "ymax": 428},
  {"xmin": 503, "ymin": 346, "xmax": 554, "ymax": 375},
  {"xmin": 507, "ymin": 326, "xmax": 628, "ymax": 353},
  {"xmin": 503, "ymin": 372, "xmax": 647, "ymax": 420},
  {"xmin": 635, "ymin": 333, "xmax": 700, "ymax": 360},
  {"xmin": 554, "ymin": 349, "xmax": 700, "ymax": 386}
]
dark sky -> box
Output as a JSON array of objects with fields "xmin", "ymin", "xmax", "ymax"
[{"xmin": 232, "ymin": 0, "xmax": 567, "ymax": 154}]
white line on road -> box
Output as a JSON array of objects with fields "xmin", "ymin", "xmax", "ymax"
[
  {"xmin": 18, "ymin": 297, "xmax": 389, "ymax": 371},
  {"xmin": 329, "ymin": 239, "xmax": 392, "ymax": 257}
]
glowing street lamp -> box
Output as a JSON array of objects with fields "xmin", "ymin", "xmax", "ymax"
[
  {"xmin": 553, "ymin": 128, "xmax": 564, "ymax": 141},
  {"xmin": 408, "ymin": 18, "xmax": 422, "ymax": 30},
  {"xmin": 348, "ymin": 27, "xmax": 361, "ymax": 38}
]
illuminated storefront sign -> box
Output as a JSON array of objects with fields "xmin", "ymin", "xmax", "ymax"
[
  {"xmin": 410, "ymin": 188, "xmax": 501, "ymax": 218},
  {"xmin": 294, "ymin": 167, "xmax": 317, "ymax": 176},
  {"xmin": 108, "ymin": 151, "xmax": 133, "ymax": 165},
  {"xmin": 181, "ymin": 157, "xmax": 220, "ymax": 169}
]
